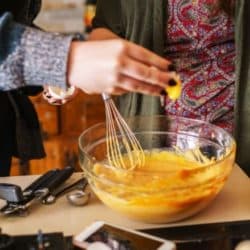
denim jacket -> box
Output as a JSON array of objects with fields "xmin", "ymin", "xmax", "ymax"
[{"xmin": 0, "ymin": 0, "xmax": 73, "ymax": 169}]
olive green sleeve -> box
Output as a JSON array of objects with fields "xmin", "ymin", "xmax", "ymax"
[
  {"xmin": 234, "ymin": 0, "xmax": 250, "ymax": 175},
  {"xmin": 92, "ymin": 0, "xmax": 123, "ymax": 37}
]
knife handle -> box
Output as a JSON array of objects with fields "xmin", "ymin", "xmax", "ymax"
[
  {"xmin": 23, "ymin": 169, "xmax": 60, "ymax": 197},
  {"xmin": 0, "ymin": 183, "xmax": 24, "ymax": 203},
  {"xmin": 39, "ymin": 166, "xmax": 75, "ymax": 194}
]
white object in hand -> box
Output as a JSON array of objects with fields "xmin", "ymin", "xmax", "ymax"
[{"xmin": 47, "ymin": 86, "xmax": 76, "ymax": 99}]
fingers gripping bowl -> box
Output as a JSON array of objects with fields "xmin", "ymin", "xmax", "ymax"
[{"xmin": 79, "ymin": 116, "xmax": 236, "ymax": 223}]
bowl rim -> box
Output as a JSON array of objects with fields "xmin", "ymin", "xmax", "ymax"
[
  {"xmin": 79, "ymin": 114, "xmax": 236, "ymax": 151},
  {"xmin": 78, "ymin": 115, "xmax": 236, "ymax": 178}
]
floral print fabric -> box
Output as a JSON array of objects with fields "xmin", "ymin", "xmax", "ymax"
[{"xmin": 165, "ymin": 0, "xmax": 235, "ymax": 133}]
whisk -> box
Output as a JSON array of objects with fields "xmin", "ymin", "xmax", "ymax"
[{"xmin": 102, "ymin": 93, "xmax": 145, "ymax": 170}]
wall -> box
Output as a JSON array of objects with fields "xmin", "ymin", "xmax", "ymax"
[{"xmin": 35, "ymin": 0, "xmax": 85, "ymax": 33}]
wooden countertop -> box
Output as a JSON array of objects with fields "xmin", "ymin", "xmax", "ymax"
[{"xmin": 0, "ymin": 166, "xmax": 249, "ymax": 236}]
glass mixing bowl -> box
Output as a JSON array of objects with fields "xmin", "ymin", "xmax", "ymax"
[{"xmin": 79, "ymin": 115, "xmax": 236, "ymax": 223}]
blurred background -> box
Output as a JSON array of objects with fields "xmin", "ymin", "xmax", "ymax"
[{"xmin": 10, "ymin": 0, "xmax": 104, "ymax": 176}]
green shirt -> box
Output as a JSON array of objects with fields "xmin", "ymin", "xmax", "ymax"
[
  {"xmin": 234, "ymin": 0, "xmax": 250, "ymax": 175},
  {"xmin": 93, "ymin": 0, "xmax": 250, "ymax": 175}
]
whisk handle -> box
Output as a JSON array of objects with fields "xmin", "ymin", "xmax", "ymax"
[{"xmin": 102, "ymin": 93, "xmax": 111, "ymax": 100}]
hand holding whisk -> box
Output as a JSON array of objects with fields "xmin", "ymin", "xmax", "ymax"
[{"xmin": 102, "ymin": 93, "xmax": 145, "ymax": 170}]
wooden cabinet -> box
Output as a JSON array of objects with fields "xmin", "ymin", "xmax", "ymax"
[
  {"xmin": 10, "ymin": 92, "xmax": 105, "ymax": 175},
  {"xmin": 32, "ymin": 95, "xmax": 60, "ymax": 137}
]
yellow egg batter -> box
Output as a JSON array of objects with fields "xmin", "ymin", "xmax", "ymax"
[{"xmin": 90, "ymin": 148, "xmax": 235, "ymax": 223}]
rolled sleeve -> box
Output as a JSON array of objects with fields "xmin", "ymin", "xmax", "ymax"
[
  {"xmin": 0, "ymin": 12, "xmax": 74, "ymax": 91},
  {"xmin": 21, "ymin": 26, "xmax": 73, "ymax": 90}
]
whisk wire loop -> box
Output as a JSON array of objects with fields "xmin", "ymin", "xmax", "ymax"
[{"xmin": 103, "ymin": 94, "xmax": 145, "ymax": 170}]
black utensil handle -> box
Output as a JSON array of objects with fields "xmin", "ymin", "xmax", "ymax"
[
  {"xmin": 42, "ymin": 177, "xmax": 88, "ymax": 204},
  {"xmin": 23, "ymin": 169, "xmax": 60, "ymax": 195},
  {"xmin": 53, "ymin": 177, "xmax": 88, "ymax": 197},
  {"xmin": 0, "ymin": 183, "xmax": 24, "ymax": 203},
  {"xmin": 42, "ymin": 166, "xmax": 75, "ymax": 192}
]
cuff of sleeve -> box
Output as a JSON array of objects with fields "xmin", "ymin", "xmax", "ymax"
[{"xmin": 21, "ymin": 26, "xmax": 74, "ymax": 90}]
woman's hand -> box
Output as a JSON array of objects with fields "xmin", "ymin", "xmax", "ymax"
[{"xmin": 67, "ymin": 39, "xmax": 174, "ymax": 96}]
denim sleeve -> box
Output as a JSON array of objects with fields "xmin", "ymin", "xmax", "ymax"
[{"xmin": 0, "ymin": 12, "xmax": 73, "ymax": 91}]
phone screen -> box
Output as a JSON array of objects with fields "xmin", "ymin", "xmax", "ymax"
[{"xmin": 80, "ymin": 224, "xmax": 166, "ymax": 250}]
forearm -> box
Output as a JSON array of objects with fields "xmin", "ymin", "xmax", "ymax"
[{"xmin": 0, "ymin": 12, "xmax": 73, "ymax": 91}]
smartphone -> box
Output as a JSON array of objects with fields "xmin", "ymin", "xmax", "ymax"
[{"xmin": 73, "ymin": 221, "xmax": 176, "ymax": 250}]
